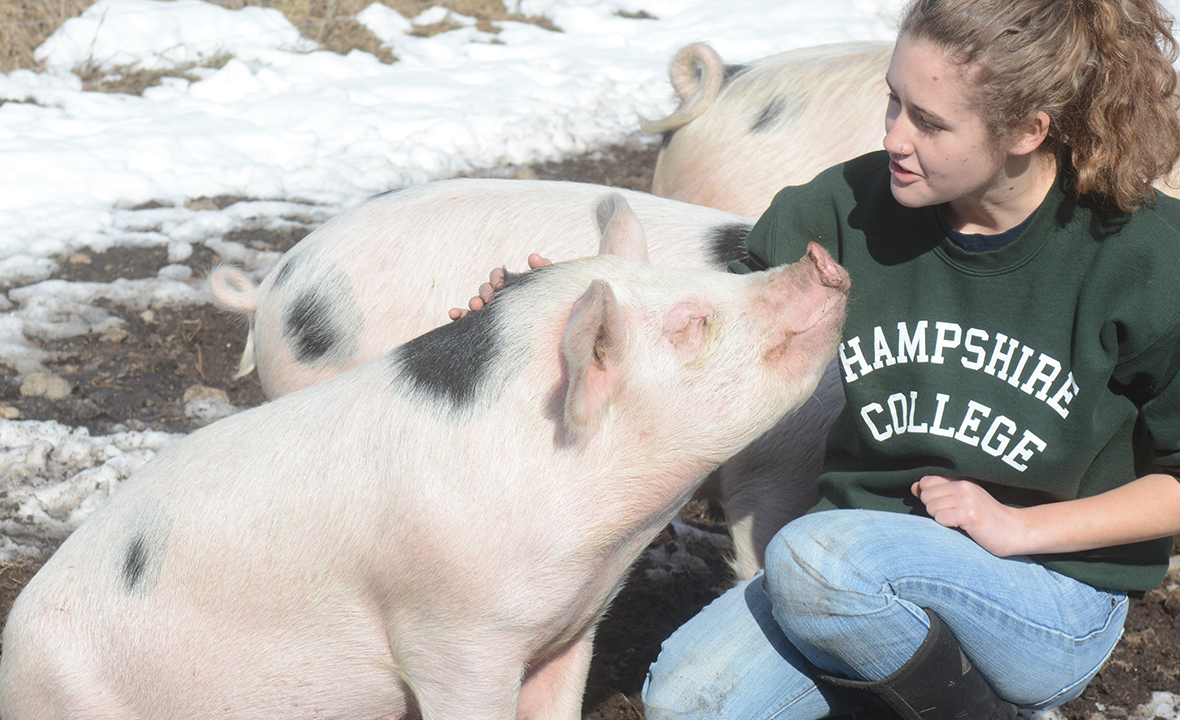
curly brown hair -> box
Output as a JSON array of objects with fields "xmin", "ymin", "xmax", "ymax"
[{"xmin": 899, "ymin": 0, "xmax": 1180, "ymax": 213}]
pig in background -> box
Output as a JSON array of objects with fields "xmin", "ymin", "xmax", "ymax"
[
  {"xmin": 0, "ymin": 224, "xmax": 850, "ymax": 720},
  {"xmin": 642, "ymin": 41, "xmax": 893, "ymax": 219},
  {"xmin": 210, "ymin": 182, "xmax": 843, "ymax": 579},
  {"xmin": 209, "ymin": 179, "xmax": 756, "ymax": 399},
  {"xmin": 643, "ymin": 41, "xmax": 1180, "ymax": 220}
]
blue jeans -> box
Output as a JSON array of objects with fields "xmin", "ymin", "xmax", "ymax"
[{"xmin": 642, "ymin": 510, "xmax": 1128, "ymax": 719}]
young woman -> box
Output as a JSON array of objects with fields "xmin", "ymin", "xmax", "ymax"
[
  {"xmin": 456, "ymin": 0, "xmax": 1180, "ymax": 716},
  {"xmin": 638, "ymin": 0, "xmax": 1180, "ymax": 717}
]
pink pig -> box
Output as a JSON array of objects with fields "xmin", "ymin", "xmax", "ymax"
[
  {"xmin": 0, "ymin": 213, "xmax": 849, "ymax": 720},
  {"xmin": 210, "ymin": 185, "xmax": 842, "ymax": 579},
  {"xmin": 210, "ymin": 185, "xmax": 843, "ymax": 579},
  {"xmin": 209, "ymin": 178, "xmax": 756, "ymax": 399},
  {"xmin": 642, "ymin": 41, "xmax": 893, "ymax": 219}
]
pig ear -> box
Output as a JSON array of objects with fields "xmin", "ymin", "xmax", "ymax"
[
  {"xmin": 595, "ymin": 194, "xmax": 650, "ymax": 263},
  {"xmin": 563, "ymin": 279, "xmax": 624, "ymax": 439}
]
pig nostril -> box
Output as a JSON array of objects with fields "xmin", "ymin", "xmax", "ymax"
[
  {"xmin": 806, "ymin": 248, "xmax": 850, "ymax": 291},
  {"xmin": 821, "ymin": 268, "xmax": 851, "ymax": 291}
]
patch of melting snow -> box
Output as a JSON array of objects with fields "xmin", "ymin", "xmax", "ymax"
[
  {"xmin": 642, "ymin": 517, "xmax": 732, "ymax": 582},
  {"xmin": 0, "ymin": 217, "xmax": 320, "ymax": 378},
  {"xmin": 1057, "ymin": 693, "xmax": 1180, "ymax": 720},
  {"xmin": 0, "ymin": 418, "xmax": 183, "ymax": 563}
]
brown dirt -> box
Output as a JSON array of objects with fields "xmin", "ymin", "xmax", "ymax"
[{"xmin": 0, "ymin": 143, "xmax": 1177, "ymax": 718}]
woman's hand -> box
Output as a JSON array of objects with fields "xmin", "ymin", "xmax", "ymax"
[
  {"xmin": 911, "ymin": 476, "xmax": 1025, "ymax": 557},
  {"xmin": 913, "ymin": 472, "xmax": 1180, "ymax": 557},
  {"xmin": 448, "ymin": 253, "xmax": 552, "ymax": 320}
]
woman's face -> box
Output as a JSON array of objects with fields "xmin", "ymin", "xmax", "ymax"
[{"xmin": 883, "ymin": 36, "xmax": 1011, "ymax": 210}]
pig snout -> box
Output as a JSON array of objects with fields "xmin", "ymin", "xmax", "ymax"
[
  {"xmin": 806, "ymin": 242, "xmax": 850, "ymax": 292},
  {"xmin": 762, "ymin": 243, "xmax": 849, "ymax": 323},
  {"xmin": 755, "ymin": 244, "xmax": 848, "ymax": 365}
]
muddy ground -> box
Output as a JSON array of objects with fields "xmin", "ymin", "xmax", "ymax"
[{"xmin": 0, "ymin": 142, "xmax": 1177, "ymax": 718}]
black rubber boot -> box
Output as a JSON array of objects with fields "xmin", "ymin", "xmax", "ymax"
[{"xmin": 818, "ymin": 609, "xmax": 1018, "ymax": 720}]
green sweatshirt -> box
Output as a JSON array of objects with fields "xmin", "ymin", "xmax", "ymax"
[{"xmin": 731, "ymin": 151, "xmax": 1180, "ymax": 592}]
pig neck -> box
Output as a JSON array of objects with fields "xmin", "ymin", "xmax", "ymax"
[{"xmin": 550, "ymin": 404, "xmax": 720, "ymax": 577}]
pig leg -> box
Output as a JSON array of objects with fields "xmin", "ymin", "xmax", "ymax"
[
  {"xmin": 720, "ymin": 447, "xmax": 822, "ymax": 580},
  {"xmin": 409, "ymin": 670, "xmax": 521, "ymax": 720},
  {"xmin": 718, "ymin": 360, "xmax": 843, "ymax": 579},
  {"xmin": 516, "ymin": 630, "xmax": 596, "ymax": 720},
  {"xmin": 394, "ymin": 632, "xmax": 528, "ymax": 720}
]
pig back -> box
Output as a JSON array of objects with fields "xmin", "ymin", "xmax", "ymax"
[
  {"xmin": 649, "ymin": 41, "xmax": 893, "ymax": 219},
  {"xmin": 247, "ymin": 179, "xmax": 754, "ymax": 397}
]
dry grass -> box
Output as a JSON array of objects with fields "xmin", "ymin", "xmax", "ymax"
[
  {"xmin": 231, "ymin": 0, "xmax": 401, "ymax": 61},
  {"xmin": 1, "ymin": 0, "xmax": 97, "ymax": 73},
  {"xmin": 75, "ymin": 51, "xmax": 234, "ymax": 93},
  {"xmin": 1, "ymin": 0, "xmax": 558, "ymax": 83}
]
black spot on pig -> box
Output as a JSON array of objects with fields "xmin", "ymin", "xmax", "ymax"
[
  {"xmin": 660, "ymin": 130, "xmax": 675, "ymax": 150},
  {"xmin": 723, "ymin": 64, "xmax": 748, "ymax": 83},
  {"xmin": 369, "ymin": 186, "xmax": 408, "ymax": 201},
  {"xmin": 751, "ymin": 98, "xmax": 786, "ymax": 133},
  {"xmin": 122, "ymin": 536, "xmax": 148, "ymax": 593},
  {"xmin": 118, "ymin": 510, "xmax": 171, "ymax": 597},
  {"xmin": 391, "ymin": 268, "xmax": 546, "ymax": 409},
  {"xmin": 751, "ymin": 95, "xmax": 806, "ymax": 133},
  {"xmin": 707, "ymin": 223, "xmax": 753, "ymax": 267},
  {"xmin": 272, "ymin": 254, "xmax": 298, "ymax": 291},
  {"xmin": 285, "ymin": 290, "xmax": 341, "ymax": 363},
  {"xmin": 393, "ymin": 305, "xmax": 501, "ymax": 409}
]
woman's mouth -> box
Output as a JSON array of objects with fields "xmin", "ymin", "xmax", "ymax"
[{"xmin": 889, "ymin": 159, "xmax": 921, "ymax": 182}]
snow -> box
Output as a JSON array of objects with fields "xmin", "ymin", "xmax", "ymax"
[
  {"xmin": 0, "ymin": 0, "xmax": 909, "ymax": 290},
  {"xmin": 0, "ymin": 1, "xmax": 1177, "ymax": 714},
  {"xmin": 0, "ymin": 419, "xmax": 181, "ymax": 563}
]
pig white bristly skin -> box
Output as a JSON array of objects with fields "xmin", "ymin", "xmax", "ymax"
[
  {"xmin": 642, "ymin": 41, "xmax": 894, "ymax": 220},
  {"xmin": 210, "ymin": 187, "xmax": 833, "ymax": 580},
  {"xmin": 208, "ymin": 178, "xmax": 756, "ymax": 400},
  {"xmin": 0, "ymin": 225, "xmax": 848, "ymax": 719}
]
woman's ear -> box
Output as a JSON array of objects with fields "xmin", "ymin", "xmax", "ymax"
[{"xmin": 1009, "ymin": 110, "xmax": 1051, "ymax": 156}]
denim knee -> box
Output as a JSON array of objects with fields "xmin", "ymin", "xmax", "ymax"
[
  {"xmin": 642, "ymin": 575, "xmax": 853, "ymax": 720},
  {"xmin": 763, "ymin": 510, "xmax": 876, "ymax": 617}
]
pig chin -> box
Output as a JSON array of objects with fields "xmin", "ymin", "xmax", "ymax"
[{"xmin": 762, "ymin": 298, "xmax": 846, "ymax": 368}]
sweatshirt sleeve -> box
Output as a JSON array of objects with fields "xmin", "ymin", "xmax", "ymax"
[
  {"xmin": 1117, "ymin": 311, "xmax": 1180, "ymax": 476},
  {"xmin": 1107, "ymin": 215, "xmax": 1180, "ymax": 476}
]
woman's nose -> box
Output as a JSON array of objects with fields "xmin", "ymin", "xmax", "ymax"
[{"xmin": 883, "ymin": 117, "xmax": 913, "ymax": 156}]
